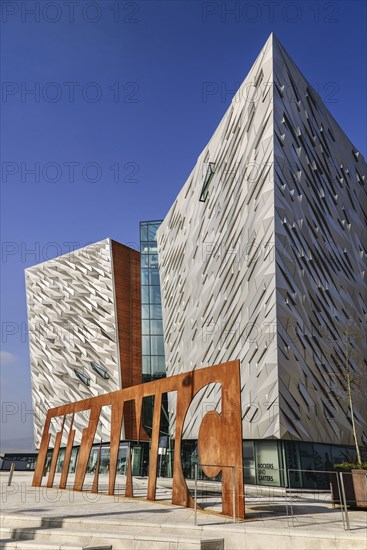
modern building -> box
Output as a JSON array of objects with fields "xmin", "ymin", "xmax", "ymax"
[
  {"xmin": 25, "ymin": 34, "xmax": 366, "ymax": 488},
  {"xmin": 0, "ymin": 452, "xmax": 37, "ymax": 472},
  {"xmin": 157, "ymin": 33, "xmax": 367, "ymax": 487},
  {"xmin": 26, "ymin": 238, "xmax": 142, "ymax": 451}
]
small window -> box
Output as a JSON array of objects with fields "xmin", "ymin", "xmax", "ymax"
[
  {"xmin": 352, "ymin": 150, "xmax": 360, "ymax": 162},
  {"xmin": 199, "ymin": 162, "xmax": 216, "ymax": 202},
  {"xmin": 91, "ymin": 362, "xmax": 109, "ymax": 380},
  {"xmin": 245, "ymin": 104, "xmax": 255, "ymax": 132},
  {"xmin": 254, "ymin": 69, "xmax": 263, "ymax": 89},
  {"xmin": 74, "ymin": 368, "xmax": 90, "ymax": 386}
]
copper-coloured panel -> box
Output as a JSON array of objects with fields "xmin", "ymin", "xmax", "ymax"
[
  {"xmin": 47, "ymin": 429, "xmax": 63, "ymax": 488},
  {"xmin": 91, "ymin": 440, "xmax": 102, "ymax": 494},
  {"xmin": 33, "ymin": 361, "xmax": 244, "ymax": 518},
  {"xmin": 59, "ymin": 422, "xmax": 75, "ymax": 490},
  {"xmin": 74, "ymin": 405, "xmax": 101, "ymax": 491},
  {"xmin": 32, "ymin": 415, "xmax": 51, "ymax": 487},
  {"xmin": 111, "ymin": 241, "xmax": 144, "ymax": 441},
  {"xmin": 125, "ymin": 444, "xmax": 133, "ymax": 498},
  {"xmin": 108, "ymin": 401, "xmax": 124, "ymax": 496},
  {"xmin": 147, "ymin": 392, "xmax": 162, "ymax": 501}
]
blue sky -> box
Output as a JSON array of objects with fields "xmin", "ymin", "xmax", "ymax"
[{"xmin": 1, "ymin": 0, "xmax": 366, "ymax": 449}]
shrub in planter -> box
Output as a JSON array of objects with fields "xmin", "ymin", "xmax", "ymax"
[{"xmin": 334, "ymin": 462, "xmax": 367, "ymax": 471}]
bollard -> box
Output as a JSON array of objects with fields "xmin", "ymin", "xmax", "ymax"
[
  {"xmin": 335, "ymin": 472, "xmax": 346, "ymax": 530},
  {"xmin": 8, "ymin": 463, "xmax": 15, "ymax": 486},
  {"xmin": 339, "ymin": 472, "xmax": 350, "ymax": 531},
  {"xmin": 194, "ymin": 464, "xmax": 198, "ymax": 526}
]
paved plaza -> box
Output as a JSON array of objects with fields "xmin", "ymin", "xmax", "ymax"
[{"xmin": 0, "ymin": 472, "xmax": 366, "ymax": 549}]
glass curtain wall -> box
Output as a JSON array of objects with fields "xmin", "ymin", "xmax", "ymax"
[
  {"xmin": 140, "ymin": 220, "xmax": 171, "ymax": 474},
  {"xmin": 140, "ymin": 221, "xmax": 166, "ymax": 382}
]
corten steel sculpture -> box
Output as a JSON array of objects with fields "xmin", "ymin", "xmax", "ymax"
[{"xmin": 32, "ymin": 360, "xmax": 244, "ymax": 518}]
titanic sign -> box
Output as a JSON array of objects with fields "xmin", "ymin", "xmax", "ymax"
[{"xmin": 32, "ymin": 360, "xmax": 244, "ymax": 518}]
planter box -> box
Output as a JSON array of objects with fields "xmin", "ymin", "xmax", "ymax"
[
  {"xmin": 329, "ymin": 469, "xmax": 367, "ymax": 509},
  {"xmin": 351, "ymin": 469, "xmax": 367, "ymax": 509}
]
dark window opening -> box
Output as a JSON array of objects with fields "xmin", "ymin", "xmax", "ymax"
[
  {"xmin": 199, "ymin": 162, "xmax": 216, "ymax": 202},
  {"xmin": 91, "ymin": 362, "xmax": 109, "ymax": 380},
  {"xmin": 74, "ymin": 368, "xmax": 90, "ymax": 386}
]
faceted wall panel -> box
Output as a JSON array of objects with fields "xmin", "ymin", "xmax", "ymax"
[
  {"xmin": 157, "ymin": 34, "xmax": 367, "ymax": 446},
  {"xmin": 26, "ymin": 239, "xmax": 142, "ymax": 448},
  {"xmin": 158, "ymin": 35, "xmax": 278, "ymax": 441},
  {"xmin": 272, "ymin": 39, "xmax": 367, "ymax": 445}
]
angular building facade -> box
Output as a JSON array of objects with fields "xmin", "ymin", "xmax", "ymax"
[
  {"xmin": 25, "ymin": 35, "xmax": 366, "ymax": 488},
  {"xmin": 26, "ymin": 239, "xmax": 142, "ymax": 449},
  {"xmin": 157, "ymin": 34, "xmax": 367, "ymax": 485}
]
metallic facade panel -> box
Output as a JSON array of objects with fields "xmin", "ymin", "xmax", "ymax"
[
  {"xmin": 272, "ymin": 38, "xmax": 367, "ymax": 444},
  {"xmin": 157, "ymin": 34, "xmax": 367, "ymax": 446},
  {"xmin": 158, "ymin": 35, "xmax": 277, "ymax": 441},
  {"xmin": 26, "ymin": 239, "xmax": 121, "ymax": 447}
]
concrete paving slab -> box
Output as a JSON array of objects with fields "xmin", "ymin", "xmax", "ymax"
[{"xmin": 1, "ymin": 472, "xmax": 366, "ymax": 549}]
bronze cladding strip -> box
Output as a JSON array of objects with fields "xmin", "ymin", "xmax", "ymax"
[
  {"xmin": 47, "ymin": 430, "xmax": 63, "ymax": 488},
  {"xmin": 32, "ymin": 414, "xmax": 52, "ymax": 487},
  {"xmin": 74, "ymin": 405, "xmax": 101, "ymax": 491},
  {"xmin": 59, "ymin": 419, "xmax": 75, "ymax": 489},
  {"xmin": 147, "ymin": 392, "xmax": 162, "ymax": 501},
  {"xmin": 91, "ymin": 439, "xmax": 102, "ymax": 494},
  {"xmin": 125, "ymin": 444, "xmax": 133, "ymax": 498},
  {"xmin": 47, "ymin": 416, "xmax": 66, "ymax": 488},
  {"xmin": 108, "ymin": 401, "xmax": 124, "ymax": 496}
]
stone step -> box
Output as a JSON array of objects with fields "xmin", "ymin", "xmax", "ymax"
[
  {"xmin": 0, "ymin": 525, "xmax": 224, "ymax": 550},
  {"xmin": 1, "ymin": 515, "xmax": 207, "ymax": 538},
  {"xmin": 29, "ymin": 516, "xmax": 197, "ymax": 536},
  {"xmin": 1, "ymin": 516, "xmax": 42, "ymax": 529},
  {"xmin": 0, "ymin": 541, "xmax": 111, "ymax": 550}
]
